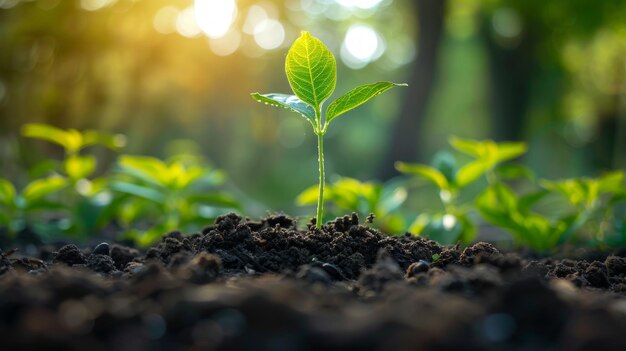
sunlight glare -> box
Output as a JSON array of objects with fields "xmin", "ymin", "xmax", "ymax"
[
  {"xmin": 80, "ymin": 0, "xmax": 116, "ymax": 12},
  {"xmin": 243, "ymin": 5, "xmax": 269, "ymax": 34},
  {"xmin": 334, "ymin": 0, "xmax": 384, "ymax": 9},
  {"xmin": 341, "ymin": 25, "xmax": 383, "ymax": 68},
  {"xmin": 253, "ymin": 19, "xmax": 285, "ymax": 50},
  {"xmin": 176, "ymin": 6, "xmax": 202, "ymax": 38},
  {"xmin": 209, "ymin": 29, "xmax": 242, "ymax": 56},
  {"xmin": 153, "ymin": 6, "xmax": 179, "ymax": 34},
  {"xmin": 194, "ymin": 0, "xmax": 237, "ymax": 39}
]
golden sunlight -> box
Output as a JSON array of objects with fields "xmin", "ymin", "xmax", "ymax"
[{"xmin": 194, "ymin": 0, "xmax": 238, "ymax": 39}]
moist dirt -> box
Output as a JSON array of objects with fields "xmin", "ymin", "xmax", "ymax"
[{"xmin": 1, "ymin": 213, "xmax": 626, "ymax": 350}]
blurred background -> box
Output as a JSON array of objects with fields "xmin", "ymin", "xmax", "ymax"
[{"xmin": 1, "ymin": 0, "xmax": 625, "ymax": 215}]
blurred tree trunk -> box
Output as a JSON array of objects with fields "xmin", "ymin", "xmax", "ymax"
[
  {"xmin": 480, "ymin": 15, "xmax": 534, "ymax": 142},
  {"xmin": 379, "ymin": 0, "xmax": 446, "ymax": 179}
]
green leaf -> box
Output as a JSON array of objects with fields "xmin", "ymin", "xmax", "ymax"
[
  {"xmin": 22, "ymin": 176, "xmax": 68, "ymax": 205},
  {"xmin": 456, "ymin": 160, "xmax": 489, "ymax": 188},
  {"xmin": 0, "ymin": 179, "xmax": 16, "ymax": 207},
  {"xmin": 326, "ymin": 82, "xmax": 406, "ymax": 123},
  {"xmin": 64, "ymin": 155, "xmax": 96, "ymax": 180},
  {"xmin": 83, "ymin": 130, "xmax": 127, "ymax": 150},
  {"xmin": 285, "ymin": 31, "xmax": 336, "ymax": 110},
  {"xmin": 495, "ymin": 142, "xmax": 527, "ymax": 163},
  {"xmin": 448, "ymin": 136, "xmax": 487, "ymax": 159},
  {"xmin": 250, "ymin": 93, "xmax": 315, "ymax": 125},
  {"xmin": 110, "ymin": 181, "xmax": 165, "ymax": 203},
  {"xmin": 117, "ymin": 155, "xmax": 169, "ymax": 188},
  {"xmin": 395, "ymin": 162, "xmax": 450, "ymax": 190},
  {"xmin": 22, "ymin": 123, "xmax": 82, "ymax": 154}
]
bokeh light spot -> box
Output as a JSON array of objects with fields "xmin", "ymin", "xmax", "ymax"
[
  {"xmin": 335, "ymin": 0, "xmax": 384, "ymax": 9},
  {"xmin": 209, "ymin": 30, "xmax": 241, "ymax": 56},
  {"xmin": 177, "ymin": 6, "xmax": 202, "ymax": 38},
  {"xmin": 194, "ymin": 0, "xmax": 237, "ymax": 39},
  {"xmin": 243, "ymin": 5, "xmax": 269, "ymax": 34},
  {"xmin": 80, "ymin": 0, "xmax": 116, "ymax": 12},
  {"xmin": 254, "ymin": 20, "xmax": 285, "ymax": 50},
  {"xmin": 153, "ymin": 6, "xmax": 179, "ymax": 35},
  {"xmin": 341, "ymin": 25, "xmax": 384, "ymax": 69}
]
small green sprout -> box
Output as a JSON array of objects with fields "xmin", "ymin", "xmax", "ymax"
[{"xmin": 252, "ymin": 31, "xmax": 406, "ymax": 228}]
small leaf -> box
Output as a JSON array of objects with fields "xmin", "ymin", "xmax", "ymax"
[
  {"xmin": 110, "ymin": 181, "xmax": 165, "ymax": 202},
  {"xmin": 448, "ymin": 136, "xmax": 486, "ymax": 159},
  {"xmin": 455, "ymin": 160, "xmax": 489, "ymax": 188},
  {"xmin": 0, "ymin": 179, "xmax": 16, "ymax": 207},
  {"xmin": 326, "ymin": 82, "xmax": 406, "ymax": 123},
  {"xmin": 251, "ymin": 93, "xmax": 315, "ymax": 126},
  {"xmin": 64, "ymin": 155, "xmax": 96, "ymax": 180},
  {"xmin": 22, "ymin": 176, "xmax": 68, "ymax": 205},
  {"xmin": 22, "ymin": 123, "xmax": 80, "ymax": 153},
  {"xmin": 83, "ymin": 130, "xmax": 127, "ymax": 150},
  {"xmin": 395, "ymin": 162, "xmax": 449, "ymax": 190},
  {"xmin": 285, "ymin": 31, "xmax": 336, "ymax": 109},
  {"xmin": 117, "ymin": 155, "xmax": 169, "ymax": 188},
  {"xmin": 495, "ymin": 142, "xmax": 527, "ymax": 163}
]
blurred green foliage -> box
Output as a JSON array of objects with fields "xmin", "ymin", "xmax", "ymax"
[
  {"xmin": 398, "ymin": 136, "xmax": 626, "ymax": 250},
  {"xmin": 1, "ymin": 123, "xmax": 240, "ymax": 245},
  {"xmin": 0, "ymin": 1, "xmax": 625, "ymax": 249}
]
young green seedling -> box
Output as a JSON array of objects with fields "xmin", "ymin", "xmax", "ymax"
[{"xmin": 251, "ymin": 31, "xmax": 406, "ymax": 228}]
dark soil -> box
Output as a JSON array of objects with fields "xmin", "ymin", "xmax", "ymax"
[{"xmin": 2, "ymin": 213, "xmax": 626, "ymax": 350}]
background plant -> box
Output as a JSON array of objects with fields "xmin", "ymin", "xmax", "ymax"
[
  {"xmin": 396, "ymin": 136, "xmax": 527, "ymax": 244},
  {"xmin": 110, "ymin": 151, "xmax": 240, "ymax": 246},
  {"xmin": 296, "ymin": 176, "xmax": 407, "ymax": 232},
  {"xmin": 252, "ymin": 31, "xmax": 405, "ymax": 228},
  {"xmin": 9, "ymin": 123, "xmax": 126, "ymax": 238}
]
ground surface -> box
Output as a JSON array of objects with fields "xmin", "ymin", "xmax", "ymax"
[{"xmin": 1, "ymin": 213, "xmax": 626, "ymax": 350}]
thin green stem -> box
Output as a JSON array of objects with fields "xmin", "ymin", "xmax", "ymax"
[{"xmin": 315, "ymin": 107, "xmax": 325, "ymax": 229}]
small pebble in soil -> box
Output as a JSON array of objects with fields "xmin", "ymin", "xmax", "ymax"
[
  {"xmin": 406, "ymin": 260, "xmax": 430, "ymax": 277},
  {"xmin": 93, "ymin": 242, "xmax": 110, "ymax": 256}
]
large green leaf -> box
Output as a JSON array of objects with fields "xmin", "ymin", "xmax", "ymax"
[
  {"xmin": 395, "ymin": 162, "xmax": 449, "ymax": 190},
  {"xmin": 0, "ymin": 179, "xmax": 16, "ymax": 207},
  {"xmin": 250, "ymin": 93, "xmax": 315, "ymax": 126},
  {"xmin": 326, "ymin": 82, "xmax": 406, "ymax": 123},
  {"xmin": 285, "ymin": 31, "xmax": 336, "ymax": 110}
]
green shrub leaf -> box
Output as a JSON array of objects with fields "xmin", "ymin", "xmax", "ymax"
[
  {"xmin": 22, "ymin": 176, "xmax": 68, "ymax": 206},
  {"xmin": 0, "ymin": 179, "xmax": 16, "ymax": 207},
  {"xmin": 285, "ymin": 31, "xmax": 336, "ymax": 110},
  {"xmin": 250, "ymin": 93, "xmax": 315, "ymax": 125},
  {"xmin": 65, "ymin": 155, "xmax": 96, "ymax": 180},
  {"xmin": 326, "ymin": 82, "xmax": 406, "ymax": 123},
  {"xmin": 395, "ymin": 162, "xmax": 449, "ymax": 190},
  {"xmin": 22, "ymin": 123, "xmax": 83, "ymax": 154}
]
